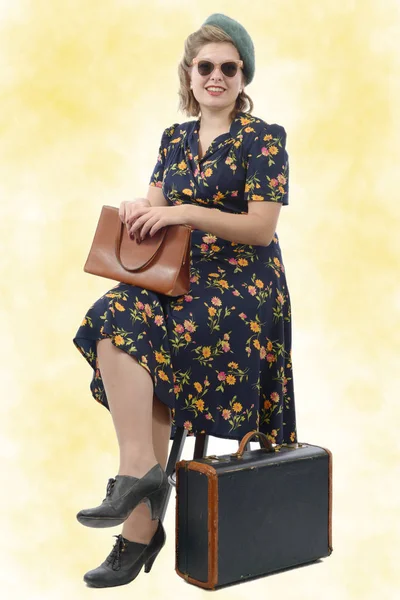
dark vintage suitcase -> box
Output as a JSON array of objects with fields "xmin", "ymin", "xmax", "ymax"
[{"xmin": 175, "ymin": 430, "xmax": 333, "ymax": 590}]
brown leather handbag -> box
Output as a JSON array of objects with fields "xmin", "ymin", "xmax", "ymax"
[{"xmin": 83, "ymin": 205, "xmax": 192, "ymax": 296}]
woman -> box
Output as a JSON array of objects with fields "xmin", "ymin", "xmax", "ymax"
[{"xmin": 73, "ymin": 13, "xmax": 298, "ymax": 588}]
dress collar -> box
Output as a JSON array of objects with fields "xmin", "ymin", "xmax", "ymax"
[
  {"xmin": 191, "ymin": 111, "xmax": 246, "ymax": 163},
  {"xmin": 194, "ymin": 111, "xmax": 245, "ymax": 138}
]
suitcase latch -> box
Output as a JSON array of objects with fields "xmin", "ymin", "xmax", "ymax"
[{"xmin": 203, "ymin": 455, "xmax": 230, "ymax": 463}]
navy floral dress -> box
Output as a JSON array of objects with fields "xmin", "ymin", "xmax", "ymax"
[{"xmin": 73, "ymin": 111, "xmax": 298, "ymax": 445}]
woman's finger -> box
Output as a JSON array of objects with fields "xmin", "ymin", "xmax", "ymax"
[
  {"xmin": 138, "ymin": 215, "xmax": 160, "ymax": 239},
  {"xmin": 126, "ymin": 205, "xmax": 151, "ymax": 225},
  {"xmin": 129, "ymin": 211, "xmax": 154, "ymax": 234},
  {"xmin": 119, "ymin": 201, "xmax": 127, "ymax": 223}
]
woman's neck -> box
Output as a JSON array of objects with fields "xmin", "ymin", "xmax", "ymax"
[{"xmin": 198, "ymin": 106, "xmax": 235, "ymax": 133}]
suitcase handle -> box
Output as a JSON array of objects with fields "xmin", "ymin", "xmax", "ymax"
[{"xmin": 232, "ymin": 430, "xmax": 275, "ymax": 458}]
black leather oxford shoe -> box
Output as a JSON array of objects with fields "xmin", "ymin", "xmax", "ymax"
[
  {"xmin": 77, "ymin": 463, "xmax": 169, "ymax": 528},
  {"xmin": 83, "ymin": 520, "xmax": 166, "ymax": 588}
]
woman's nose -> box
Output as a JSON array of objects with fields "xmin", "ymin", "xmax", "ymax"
[{"xmin": 210, "ymin": 66, "xmax": 224, "ymax": 80}]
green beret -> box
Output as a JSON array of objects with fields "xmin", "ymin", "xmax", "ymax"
[{"xmin": 202, "ymin": 13, "xmax": 255, "ymax": 85}]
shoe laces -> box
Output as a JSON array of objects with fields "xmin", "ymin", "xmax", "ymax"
[
  {"xmin": 103, "ymin": 477, "xmax": 116, "ymax": 501},
  {"xmin": 106, "ymin": 534, "xmax": 127, "ymax": 570}
]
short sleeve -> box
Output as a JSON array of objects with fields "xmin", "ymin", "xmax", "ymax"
[
  {"xmin": 148, "ymin": 123, "xmax": 179, "ymax": 188},
  {"xmin": 244, "ymin": 124, "xmax": 289, "ymax": 205}
]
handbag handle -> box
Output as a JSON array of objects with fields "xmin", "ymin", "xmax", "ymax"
[
  {"xmin": 115, "ymin": 220, "xmax": 168, "ymax": 272},
  {"xmin": 231, "ymin": 430, "xmax": 275, "ymax": 459}
]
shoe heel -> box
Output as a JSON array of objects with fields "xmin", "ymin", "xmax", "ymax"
[
  {"xmin": 145, "ymin": 481, "xmax": 169, "ymax": 520},
  {"xmin": 144, "ymin": 548, "xmax": 161, "ymax": 574}
]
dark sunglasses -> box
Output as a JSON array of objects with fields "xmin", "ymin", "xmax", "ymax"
[{"xmin": 192, "ymin": 58, "xmax": 243, "ymax": 78}]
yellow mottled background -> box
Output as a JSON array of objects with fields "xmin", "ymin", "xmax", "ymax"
[{"xmin": 1, "ymin": 0, "xmax": 399, "ymax": 597}]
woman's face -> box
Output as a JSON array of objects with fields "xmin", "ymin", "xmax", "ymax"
[{"xmin": 190, "ymin": 42, "xmax": 245, "ymax": 115}]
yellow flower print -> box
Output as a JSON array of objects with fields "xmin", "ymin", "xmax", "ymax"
[
  {"xmin": 255, "ymin": 279, "xmax": 264, "ymax": 288},
  {"xmin": 237, "ymin": 258, "xmax": 248, "ymax": 266},
  {"xmin": 171, "ymin": 137, "xmax": 181, "ymax": 143},
  {"xmin": 184, "ymin": 332, "xmax": 191, "ymax": 342},
  {"xmin": 154, "ymin": 315, "xmax": 164, "ymax": 326},
  {"xmin": 217, "ymin": 279, "xmax": 229, "ymax": 289},
  {"xmin": 269, "ymin": 145, "xmax": 279, "ymax": 155},
  {"xmin": 213, "ymin": 191, "xmax": 224, "ymax": 201},
  {"xmin": 226, "ymin": 374, "xmax": 236, "ymax": 385},
  {"xmin": 244, "ymin": 126, "xmax": 255, "ymax": 133},
  {"xmin": 264, "ymin": 399, "xmax": 272, "ymax": 409},
  {"xmin": 194, "ymin": 382, "xmax": 203, "ymax": 393},
  {"xmin": 203, "ymin": 234, "xmax": 217, "ymax": 244},
  {"xmin": 251, "ymin": 194, "xmax": 264, "ymax": 201},
  {"xmin": 267, "ymin": 341, "xmax": 273, "ymax": 351},
  {"xmin": 250, "ymin": 321, "xmax": 261, "ymax": 332},
  {"xmin": 105, "ymin": 293, "xmax": 117, "ymax": 298},
  {"xmin": 253, "ymin": 339, "xmax": 261, "ymax": 350},
  {"xmin": 233, "ymin": 402, "xmax": 242, "ymax": 413},
  {"xmin": 244, "ymin": 183, "xmax": 250, "ymax": 193},
  {"xmin": 263, "ymin": 134, "xmax": 273, "ymax": 141},
  {"xmin": 222, "ymin": 409, "xmax": 231, "ymax": 420},
  {"xmin": 234, "ymin": 141, "xmax": 241, "ymax": 148},
  {"xmin": 202, "ymin": 346, "xmax": 212, "ymax": 358},
  {"xmin": 114, "ymin": 335, "xmax": 124, "ymax": 346},
  {"xmin": 204, "ymin": 168, "xmax": 213, "ymax": 177},
  {"xmin": 211, "ymin": 245, "xmax": 220, "ymax": 252},
  {"xmin": 228, "ymin": 361, "xmax": 238, "ymax": 368},
  {"xmin": 115, "ymin": 302, "xmax": 125, "ymax": 311},
  {"xmin": 290, "ymin": 431, "xmax": 296, "ymax": 442},
  {"xmin": 240, "ymin": 117, "xmax": 251, "ymax": 126},
  {"xmin": 208, "ymin": 307, "xmax": 217, "ymax": 316},
  {"xmin": 81, "ymin": 318, "xmax": 87, "ymax": 326},
  {"xmin": 278, "ymin": 185, "xmax": 285, "ymax": 193},
  {"xmin": 225, "ymin": 157, "xmax": 233, "ymax": 165},
  {"xmin": 155, "ymin": 351, "xmax": 165, "ymax": 363},
  {"xmin": 182, "ymin": 188, "xmax": 193, "ymax": 196},
  {"xmin": 178, "ymin": 160, "xmax": 187, "ymax": 170},
  {"xmin": 158, "ymin": 370, "xmax": 169, "ymax": 381},
  {"xmin": 195, "ymin": 399, "xmax": 205, "ymax": 412},
  {"xmin": 273, "ymin": 257, "xmax": 281, "ymax": 267}
]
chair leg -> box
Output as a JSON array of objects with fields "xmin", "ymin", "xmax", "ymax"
[
  {"xmin": 193, "ymin": 432, "xmax": 209, "ymax": 459},
  {"xmin": 160, "ymin": 429, "xmax": 211, "ymax": 520},
  {"xmin": 158, "ymin": 426, "xmax": 187, "ymax": 523},
  {"xmin": 165, "ymin": 426, "xmax": 187, "ymax": 479}
]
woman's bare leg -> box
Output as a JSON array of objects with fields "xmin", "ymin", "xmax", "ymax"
[
  {"xmin": 97, "ymin": 338, "xmax": 157, "ymax": 478},
  {"xmin": 96, "ymin": 338, "xmax": 172, "ymax": 543},
  {"xmin": 122, "ymin": 394, "xmax": 171, "ymax": 543}
]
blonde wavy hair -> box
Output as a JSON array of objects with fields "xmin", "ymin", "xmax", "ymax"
[{"xmin": 178, "ymin": 24, "xmax": 254, "ymax": 122}]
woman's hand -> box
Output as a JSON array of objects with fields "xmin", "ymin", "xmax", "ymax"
[
  {"xmin": 127, "ymin": 205, "xmax": 189, "ymax": 240},
  {"xmin": 119, "ymin": 199, "xmax": 150, "ymax": 243}
]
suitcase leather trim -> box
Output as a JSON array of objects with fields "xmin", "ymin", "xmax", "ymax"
[
  {"xmin": 175, "ymin": 461, "xmax": 219, "ymax": 589},
  {"xmin": 320, "ymin": 445, "xmax": 333, "ymax": 554}
]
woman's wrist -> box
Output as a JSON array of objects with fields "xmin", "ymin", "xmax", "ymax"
[{"xmin": 180, "ymin": 203, "xmax": 196, "ymax": 227}]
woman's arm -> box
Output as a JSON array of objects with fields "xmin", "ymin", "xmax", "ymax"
[
  {"xmin": 127, "ymin": 200, "xmax": 282, "ymax": 246},
  {"xmin": 147, "ymin": 185, "xmax": 169, "ymax": 207},
  {"xmin": 184, "ymin": 202, "xmax": 282, "ymax": 247}
]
